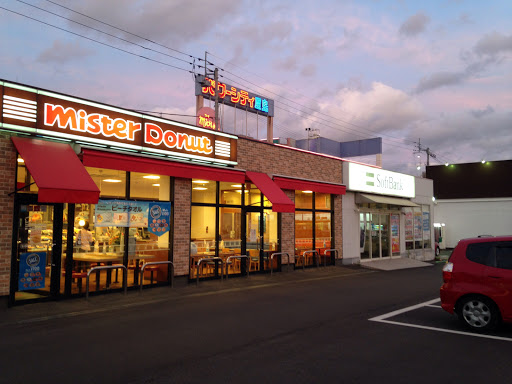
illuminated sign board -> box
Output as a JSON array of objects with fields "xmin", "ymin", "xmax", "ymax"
[
  {"xmin": 0, "ymin": 80, "xmax": 237, "ymax": 166},
  {"xmin": 345, "ymin": 162, "xmax": 415, "ymax": 198},
  {"xmin": 195, "ymin": 75, "xmax": 274, "ymax": 117},
  {"xmin": 196, "ymin": 106, "xmax": 217, "ymax": 130}
]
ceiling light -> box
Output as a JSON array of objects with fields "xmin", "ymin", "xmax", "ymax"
[
  {"xmin": 103, "ymin": 179, "xmax": 122, "ymax": 183},
  {"xmin": 193, "ymin": 187, "xmax": 208, "ymax": 190},
  {"xmin": 302, "ymin": 190, "xmax": 313, "ymax": 194},
  {"xmin": 152, "ymin": 184, "xmax": 160, "ymax": 187},
  {"xmin": 192, "ymin": 180, "xmax": 209, "ymax": 184},
  {"xmin": 17, "ymin": 158, "xmax": 24, "ymax": 163},
  {"xmin": 231, "ymin": 184, "xmax": 242, "ymax": 188},
  {"xmin": 143, "ymin": 175, "xmax": 160, "ymax": 180}
]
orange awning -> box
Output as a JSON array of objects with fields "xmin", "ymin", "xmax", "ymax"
[{"xmin": 12, "ymin": 137, "xmax": 100, "ymax": 204}]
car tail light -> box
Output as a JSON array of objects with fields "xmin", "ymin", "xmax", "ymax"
[{"xmin": 442, "ymin": 262, "xmax": 453, "ymax": 282}]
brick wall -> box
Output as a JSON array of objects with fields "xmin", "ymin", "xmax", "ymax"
[
  {"xmin": 173, "ymin": 178, "xmax": 191, "ymax": 276},
  {"xmin": 236, "ymin": 137, "xmax": 344, "ymax": 262},
  {"xmin": 0, "ymin": 134, "xmax": 16, "ymax": 297}
]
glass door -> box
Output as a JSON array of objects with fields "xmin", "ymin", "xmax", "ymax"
[
  {"xmin": 12, "ymin": 195, "xmax": 63, "ymax": 303},
  {"xmin": 245, "ymin": 209, "xmax": 262, "ymax": 272},
  {"xmin": 380, "ymin": 214, "xmax": 390, "ymax": 257}
]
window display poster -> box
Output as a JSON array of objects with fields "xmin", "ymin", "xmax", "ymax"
[
  {"xmin": 391, "ymin": 214, "xmax": 400, "ymax": 252},
  {"xmin": 405, "ymin": 211, "xmax": 413, "ymax": 241},
  {"xmin": 95, "ymin": 199, "xmax": 149, "ymax": 228},
  {"xmin": 148, "ymin": 202, "xmax": 171, "ymax": 237},
  {"xmin": 414, "ymin": 211, "xmax": 423, "ymax": 240},
  {"xmin": 423, "ymin": 211, "xmax": 430, "ymax": 240},
  {"xmin": 18, "ymin": 252, "xmax": 46, "ymax": 291}
]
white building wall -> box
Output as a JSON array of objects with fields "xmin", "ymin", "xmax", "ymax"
[
  {"xmin": 342, "ymin": 192, "xmax": 361, "ymax": 264},
  {"xmin": 411, "ymin": 177, "xmax": 435, "ymax": 261},
  {"xmin": 433, "ymin": 198, "xmax": 512, "ymax": 248}
]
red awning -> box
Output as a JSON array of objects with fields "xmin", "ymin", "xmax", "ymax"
[
  {"xmin": 81, "ymin": 149, "xmax": 246, "ymax": 183},
  {"xmin": 273, "ymin": 176, "xmax": 347, "ymax": 195},
  {"xmin": 11, "ymin": 137, "xmax": 100, "ymax": 204},
  {"xmin": 246, "ymin": 171, "xmax": 295, "ymax": 213}
]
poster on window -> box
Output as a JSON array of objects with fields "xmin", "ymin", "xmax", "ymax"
[
  {"xmin": 423, "ymin": 211, "xmax": 430, "ymax": 240},
  {"xmin": 405, "ymin": 211, "xmax": 413, "ymax": 241},
  {"xmin": 391, "ymin": 214, "xmax": 400, "ymax": 252},
  {"xmin": 148, "ymin": 202, "xmax": 171, "ymax": 237},
  {"xmin": 414, "ymin": 211, "xmax": 423, "ymax": 240},
  {"xmin": 18, "ymin": 252, "xmax": 46, "ymax": 291}
]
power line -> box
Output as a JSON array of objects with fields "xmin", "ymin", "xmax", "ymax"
[{"xmin": 0, "ymin": 5, "xmax": 194, "ymax": 73}]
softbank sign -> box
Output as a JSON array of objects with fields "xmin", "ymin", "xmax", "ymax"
[{"xmin": 346, "ymin": 162, "xmax": 415, "ymax": 198}]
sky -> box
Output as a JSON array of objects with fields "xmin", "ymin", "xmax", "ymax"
[{"xmin": 1, "ymin": 0, "xmax": 511, "ymax": 175}]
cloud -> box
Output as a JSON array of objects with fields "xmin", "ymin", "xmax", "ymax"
[
  {"xmin": 415, "ymin": 71, "xmax": 466, "ymax": 93},
  {"xmin": 300, "ymin": 63, "xmax": 317, "ymax": 77},
  {"xmin": 474, "ymin": 32, "xmax": 512, "ymax": 56},
  {"xmin": 470, "ymin": 105, "xmax": 494, "ymax": 118},
  {"xmin": 37, "ymin": 40, "xmax": 94, "ymax": 63},
  {"xmin": 399, "ymin": 12, "xmax": 430, "ymax": 37}
]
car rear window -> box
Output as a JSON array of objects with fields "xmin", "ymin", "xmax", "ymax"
[
  {"xmin": 496, "ymin": 245, "xmax": 512, "ymax": 270},
  {"xmin": 466, "ymin": 242, "xmax": 493, "ymax": 266}
]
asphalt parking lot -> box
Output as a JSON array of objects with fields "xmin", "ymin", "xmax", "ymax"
[{"xmin": 370, "ymin": 297, "xmax": 512, "ymax": 342}]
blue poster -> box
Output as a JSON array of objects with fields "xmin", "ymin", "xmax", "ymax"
[
  {"xmin": 19, "ymin": 252, "xmax": 46, "ymax": 291},
  {"xmin": 148, "ymin": 202, "xmax": 171, "ymax": 236}
]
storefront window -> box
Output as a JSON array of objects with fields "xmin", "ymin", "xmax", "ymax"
[
  {"xmin": 16, "ymin": 156, "xmax": 38, "ymax": 194},
  {"xmin": 190, "ymin": 206, "xmax": 216, "ymax": 278},
  {"xmin": 245, "ymin": 183, "xmax": 261, "ymax": 207},
  {"xmin": 130, "ymin": 172, "xmax": 171, "ymax": 201},
  {"xmin": 295, "ymin": 191, "xmax": 313, "ymax": 209},
  {"xmin": 422, "ymin": 205, "xmax": 431, "ymax": 249},
  {"xmin": 219, "ymin": 182, "xmax": 242, "ymax": 205},
  {"xmin": 404, "ymin": 208, "xmax": 414, "ymax": 250},
  {"xmin": 192, "ymin": 179, "xmax": 216, "ymax": 203},
  {"xmin": 295, "ymin": 191, "xmax": 333, "ymax": 266},
  {"xmin": 87, "ymin": 167, "xmax": 126, "ymax": 198}
]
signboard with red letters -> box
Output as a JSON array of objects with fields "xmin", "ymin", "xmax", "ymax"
[{"xmin": 0, "ymin": 80, "xmax": 237, "ymax": 166}]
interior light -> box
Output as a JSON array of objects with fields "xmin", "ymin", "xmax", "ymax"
[
  {"xmin": 152, "ymin": 184, "xmax": 160, "ymax": 187},
  {"xmin": 17, "ymin": 158, "xmax": 24, "ymax": 163},
  {"xmin": 481, "ymin": 160, "xmax": 486, "ymax": 164},
  {"xmin": 302, "ymin": 190, "xmax": 313, "ymax": 194},
  {"xmin": 78, "ymin": 219, "xmax": 86, "ymax": 227},
  {"xmin": 231, "ymin": 184, "xmax": 242, "ymax": 188},
  {"xmin": 193, "ymin": 187, "xmax": 208, "ymax": 190},
  {"xmin": 103, "ymin": 179, "xmax": 122, "ymax": 183},
  {"xmin": 192, "ymin": 180, "xmax": 210, "ymax": 184},
  {"xmin": 143, "ymin": 175, "xmax": 160, "ymax": 180}
]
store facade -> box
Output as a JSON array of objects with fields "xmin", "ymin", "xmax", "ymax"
[
  {"xmin": 342, "ymin": 162, "xmax": 435, "ymax": 264},
  {"xmin": 0, "ymin": 79, "xmax": 346, "ymax": 306}
]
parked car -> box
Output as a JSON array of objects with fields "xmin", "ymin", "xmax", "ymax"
[{"xmin": 440, "ymin": 236, "xmax": 512, "ymax": 331}]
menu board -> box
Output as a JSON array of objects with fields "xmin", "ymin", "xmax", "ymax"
[{"xmin": 18, "ymin": 252, "xmax": 46, "ymax": 291}]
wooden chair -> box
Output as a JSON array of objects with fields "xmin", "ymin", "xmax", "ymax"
[{"xmin": 248, "ymin": 250, "xmax": 260, "ymax": 272}]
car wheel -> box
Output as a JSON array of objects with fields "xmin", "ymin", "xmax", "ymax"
[{"xmin": 457, "ymin": 296, "xmax": 500, "ymax": 331}]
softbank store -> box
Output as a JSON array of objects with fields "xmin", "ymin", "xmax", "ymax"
[{"xmin": 342, "ymin": 162, "xmax": 435, "ymax": 263}]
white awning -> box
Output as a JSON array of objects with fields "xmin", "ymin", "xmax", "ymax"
[{"xmin": 355, "ymin": 193, "xmax": 419, "ymax": 207}]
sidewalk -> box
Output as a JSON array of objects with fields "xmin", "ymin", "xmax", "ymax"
[
  {"xmin": 360, "ymin": 257, "xmax": 433, "ymax": 271},
  {"xmin": 0, "ymin": 260, "xmax": 433, "ymax": 325}
]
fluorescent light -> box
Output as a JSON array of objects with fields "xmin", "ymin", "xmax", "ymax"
[
  {"xmin": 143, "ymin": 175, "xmax": 160, "ymax": 180},
  {"xmin": 103, "ymin": 179, "xmax": 122, "ymax": 183},
  {"xmin": 231, "ymin": 184, "xmax": 242, "ymax": 187},
  {"xmin": 302, "ymin": 190, "xmax": 313, "ymax": 194},
  {"xmin": 193, "ymin": 187, "xmax": 208, "ymax": 190},
  {"xmin": 17, "ymin": 158, "xmax": 24, "ymax": 163},
  {"xmin": 152, "ymin": 184, "xmax": 160, "ymax": 187},
  {"xmin": 192, "ymin": 180, "xmax": 210, "ymax": 184}
]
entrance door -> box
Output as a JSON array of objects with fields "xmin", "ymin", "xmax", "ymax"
[
  {"xmin": 12, "ymin": 195, "xmax": 63, "ymax": 304},
  {"xmin": 245, "ymin": 209, "xmax": 262, "ymax": 272}
]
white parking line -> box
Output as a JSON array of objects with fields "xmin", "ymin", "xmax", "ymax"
[{"xmin": 369, "ymin": 298, "xmax": 512, "ymax": 342}]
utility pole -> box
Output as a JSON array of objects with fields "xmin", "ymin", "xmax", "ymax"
[
  {"xmin": 204, "ymin": 51, "xmax": 220, "ymax": 131},
  {"xmin": 414, "ymin": 138, "xmax": 437, "ymax": 168}
]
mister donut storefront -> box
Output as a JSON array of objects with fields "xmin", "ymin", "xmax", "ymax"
[{"xmin": 0, "ymin": 79, "xmax": 347, "ymax": 306}]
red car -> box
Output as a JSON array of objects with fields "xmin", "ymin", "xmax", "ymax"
[{"xmin": 440, "ymin": 236, "xmax": 512, "ymax": 331}]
